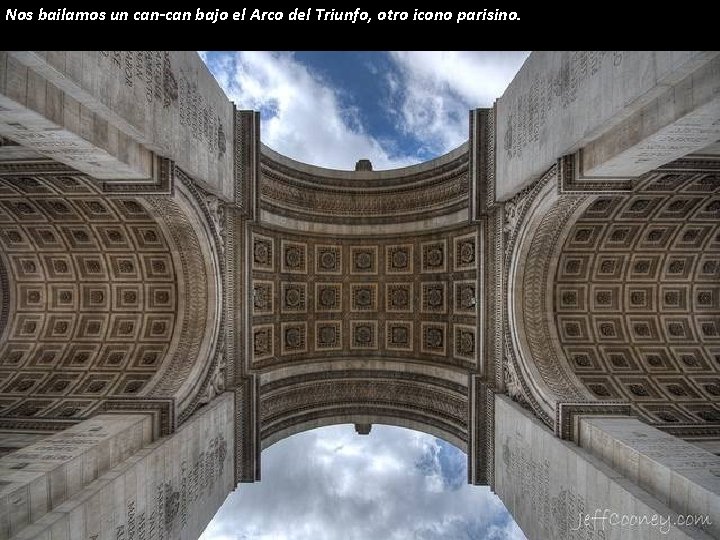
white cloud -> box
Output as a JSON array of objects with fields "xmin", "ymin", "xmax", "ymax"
[
  {"xmin": 200, "ymin": 425, "xmax": 525, "ymax": 540},
  {"xmin": 202, "ymin": 51, "xmax": 528, "ymax": 170},
  {"xmin": 384, "ymin": 51, "xmax": 529, "ymax": 157},
  {"xmin": 203, "ymin": 52, "xmax": 418, "ymax": 170}
]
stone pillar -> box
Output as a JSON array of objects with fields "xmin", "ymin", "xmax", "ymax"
[
  {"xmin": 0, "ymin": 52, "xmax": 235, "ymax": 199},
  {"xmin": 0, "ymin": 413, "xmax": 154, "ymax": 539},
  {"xmin": 494, "ymin": 395, "xmax": 714, "ymax": 539},
  {"xmin": 3, "ymin": 393, "xmax": 234, "ymax": 540},
  {"xmin": 0, "ymin": 433, "xmax": 50, "ymax": 459},
  {"xmin": 579, "ymin": 416, "xmax": 720, "ymax": 538},
  {"xmin": 495, "ymin": 51, "xmax": 720, "ymax": 200}
]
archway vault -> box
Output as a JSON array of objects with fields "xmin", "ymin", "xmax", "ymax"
[
  {"xmin": 504, "ymin": 154, "xmax": 720, "ymax": 438},
  {"xmin": 259, "ymin": 362, "xmax": 469, "ymax": 454},
  {"xmin": 236, "ymin": 141, "xmax": 486, "ymax": 483},
  {"xmin": 248, "ymin": 144, "xmax": 480, "ymax": 370},
  {"xmin": 0, "ymin": 158, "xmax": 223, "ymax": 435}
]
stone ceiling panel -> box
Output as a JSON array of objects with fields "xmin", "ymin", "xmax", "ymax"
[
  {"xmin": 555, "ymin": 168, "xmax": 720, "ymax": 425},
  {"xmin": 250, "ymin": 225, "xmax": 480, "ymax": 372}
]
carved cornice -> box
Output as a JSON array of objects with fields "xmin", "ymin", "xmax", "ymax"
[
  {"xmin": 557, "ymin": 151, "xmax": 634, "ymax": 194},
  {"xmin": 655, "ymin": 156, "xmax": 720, "ymax": 171},
  {"xmin": 0, "ymin": 418, "xmax": 77, "ymax": 432},
  {"xmin": 555, "ymin": 401, "xmax": 633, "ymax": 442},
  {"xmin": 262, "ymin": 369, "xmax": 466, "ymax": 395},
  {"xmin": 101, "ymin": 156, "xmax": 175, "ymax": 195},
  {"xmin": 100, "ymin": 398, "xmax": 175, "ymax": 437},
  {"xmin": 0, "ymin": 161, "xmax": 71, "ymax": 175},
  {"xmin": 657, "ymin": 424, "xmax": 720, "ymax": 439},
  {"xmin": 259, "ymin": 147, "xmax": 469, "ymax": 225}
]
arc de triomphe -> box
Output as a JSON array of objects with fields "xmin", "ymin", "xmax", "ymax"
[{"xmin": 0, "ymin": 51, "xmax": 719, "ymax": 539}]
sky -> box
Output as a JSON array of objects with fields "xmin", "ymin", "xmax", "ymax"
[
  {"xmin": 200, "ymin": 51, "xmax": 529, "ymax": 169},
  {"xmin": 199, "ymin": 425, "xmax": 526, "ymax": 540},
  {"xmin": 198, "ymin": 52, "xmax": 529, "ymax": 539}
]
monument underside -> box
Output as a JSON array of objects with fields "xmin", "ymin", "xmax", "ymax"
[{"xmin": 0, "ymin": 50, "xmax": 718, "ymax": 540}]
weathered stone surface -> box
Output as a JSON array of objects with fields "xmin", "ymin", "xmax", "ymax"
[
  {"xmin": 496, "ymin": 51, "xmax": 720, "ymax": 200},
  {"xmin": 0, "ymin": 52, "xmax": 234, "ymax": 199},
  {"xmin": 0, "ymin": 50, "xmax": 718, "ymax": 540},
  {"xmin": 579, "ymin": 416, "xmax": 720, "ymax": 538},
  {"xmin": 495, "ymin": 396, "xmax": 713, "ymax": 540},
  {"xmin": 6, "ymin": 393, "xmax": 233, "ymax": 540},
  {"xmin": 0, "ymin": 414, "xmax": 152, "ymax": 538}
]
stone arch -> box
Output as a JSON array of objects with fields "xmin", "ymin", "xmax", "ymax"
[
  {"xmin": 0, "ymin": 166, "xmax": 222, "ymax": 430},
  {"xmin": 259, "ymin": 142, "xmax": 470, "ymax": 234},
  {"xmin": 553, "ymin": 164, "xmax": 720, "ymax": 427},
  {"xmin": 504, "ymin": 167, "xmax": 593, "ymax": 426},
  {"xmin": 242, "ymin": 141, "xmax": 482, "ymax": 481},
  {"xmin": 505, "ymin": 158, "xmax": 720, "ymax": 431},
  {"xmin": 259, "ymin": 361, "xmax": 469, "ymax": 453},
  {"xmin": 143, "ymin": 176, "xmax": 224, "ymax": 421}
]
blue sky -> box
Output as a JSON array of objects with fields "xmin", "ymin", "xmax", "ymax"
[
  {"xmin": 198, "ymin": 52, "xmax": 529, "ymax": 539},
  {"xmin": 200, "ymin": 51, "xmax": 528, "ymax": 169},
  {"xmin": 199, "ymin": 425, "xmax": 526, "ymax": 540}
]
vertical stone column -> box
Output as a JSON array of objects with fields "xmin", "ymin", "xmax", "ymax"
[
  {"xmin": 0, "ymin": 52, "xmax": 235, "ymax": 198},
  {"xmin": 0, "ymin": 414, "xmax": 153, "ymax": 539},
  {"xmin": 5, "ymin": 392, "xmax": 234, "ymax": 540},
  {"xmin": 579, "ymin": 416, "xmax": 720, "ymax": 538},
  {"xmin": 495, "ymin": 51, "xmax": 720, "ymax": 200},
  {"xmin": 494, "ymin": 395, "xmax": 713, "ymax": 539}
]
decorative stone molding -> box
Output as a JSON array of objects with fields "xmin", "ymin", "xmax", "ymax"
[
  {"xmin": 554, "ymin": 401, "xmax": 632, "ymax": 442},
  {"xmin": 468, "ymin": 108, "xmax": 495, "ymax": 218},
  {"xmin": 173, "ymin": 169, "xmax": 231, "ymax": 422},
  {"xmin": 198, "ymin": 336, "xmax": 227, "ymax": 406},
  {"xmin": 467, "ymin": 376, "xmax": 494, "ymax": 487},
  {"xmin": 100, "ymin": 397, "xmax": 175, "ymax": 437},
  {"xmin": 101, "ymin": 156, "xmax": 175, "ymax": 195},
  {"xmin": 0, "ymin": 418, "xmax": 77, "ymax": 432},
  {"xmin": 235, "ymin": 378, "xmax": 260, "ymax": 483},
  {"xmin": 260, "ymin": 369, "xmax": 468, "ymax": 454},
  {"xmin": 234, "ymin": 109, "xmax": 260, "ymax": 219},
  {"xmin": 502, "ymin": 347, "xmax": 530, "ymax": 410},
  {"xmin": 557, "ymin": 151, "xmax": 634, "ymax": 194},
  {"xmin": 658, "ymin": 423, "xmax": 720, "ymax": 439},
  {"xmin": 502, "ymin": 166, "xmax": 592, "ymax": 428},
  {"xmin": 259, "ymin": 143, "xmax": 469, "ymax": 227},
  {"xmin": 144, "ymin": 193, "xmax": 213, "ymax": 415}
]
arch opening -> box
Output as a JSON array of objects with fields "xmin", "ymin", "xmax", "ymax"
[
  {"xmin": 202, "ymin": 423, "xmax": 521, "ymax": 540},
  {"xmin": 258, "ymin": 366, "xmax": 470, "ymax": 467}
]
